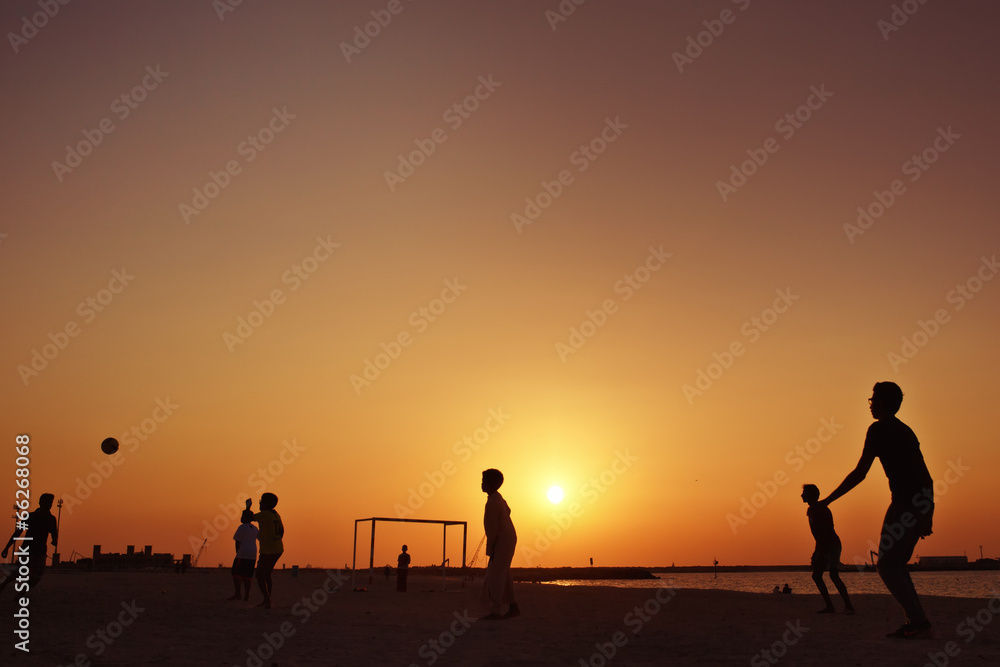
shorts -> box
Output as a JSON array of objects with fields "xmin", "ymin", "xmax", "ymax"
[
  {"xmin": 811, "ymin": 544, "xmax": 841, "ymax": 573},
  {"xmin": 878, "ymin": 495, "xmax": 933, "ymax": 567},
  {"xmin": 232, "ymin": 557, "xmax": 255, "ymax": 578},
  {"xmin": 256, "ymin": 552, "xmax": 282, "ymax": 577}
]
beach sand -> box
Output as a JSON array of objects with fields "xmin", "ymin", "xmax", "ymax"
[{"xmin": 2, "ymin": 569, "xmax": 999, "ymax": 666}]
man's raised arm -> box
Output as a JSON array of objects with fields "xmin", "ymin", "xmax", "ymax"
[{"xmin": 822, "ymin": 450, "xmax": 875, "ymax": 505}]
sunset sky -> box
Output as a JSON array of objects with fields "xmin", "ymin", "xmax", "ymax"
[{"xmin": 2, "ymin": 0, "xmax": 999, "ymax": 572}]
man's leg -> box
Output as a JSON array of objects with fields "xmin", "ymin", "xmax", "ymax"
[
  {"xmin": 812, "ymin": 568, "xmax": 834, "ymax": 612},
  {"xmin": 829, "ymin": 571, "xmax": 854, "ymax": 612},
  {"xmin": 27, "ymin": 554, "xmax": 46, "ymax": 589},
  {"xmin": 230, "ymin": 558, "xmax": 242, "ymax": 599},
  {"xmin": 501, "ymin": 566, "xmax": 520, "ymax": 618},
  {"xmin": 256, "ymin": 554, "xmax": 278, "ymax": 607},
  {"xmin": 810, "ymin": 550, "xmax": 834, "ymax": 612},
  {"xmin": 479, "ymin": 557, "xmax": 501, "ymax": 616},
  {"xmin": 829, "ymin": 547, "xmax": 854, "ymax": 612},
  {"xmin": 878, "ymin": 505, "xmax": 929, "ymax": 632}
]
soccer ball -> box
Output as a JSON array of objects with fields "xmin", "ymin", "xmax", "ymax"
[{"xmin": 101, "ymin": 437, "xmax": 119, "ymax": 455}]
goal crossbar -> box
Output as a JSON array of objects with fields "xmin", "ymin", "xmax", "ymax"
[{"xmin": 351, "ymin": 517, "xmax": 468, "ymax": 587}]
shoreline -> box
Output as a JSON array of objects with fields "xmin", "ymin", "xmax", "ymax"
[
  {"xmin": 32, "ymin": 559, "xmax": 1000, "ymax": 577},
  {"xmin": 3, "ymin": 570, "xmax": 998, "ymax": 665}
]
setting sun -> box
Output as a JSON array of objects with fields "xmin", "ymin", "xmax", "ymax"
[{"xmin": 547, "ymin": 485, "xmax": 565, "ymax": 504}]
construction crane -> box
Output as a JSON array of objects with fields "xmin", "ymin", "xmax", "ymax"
[
  {"xmin": 192, "ymin": 538, "xmax": 208, "ymax": 567},
  {"xmin": 466, "ymin": 535, "xmax": 487, "ymax": 568}
]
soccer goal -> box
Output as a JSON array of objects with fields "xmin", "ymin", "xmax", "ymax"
[{"xmin": 351, "ymin": 517, "xmax": 467, "ymax": 587}]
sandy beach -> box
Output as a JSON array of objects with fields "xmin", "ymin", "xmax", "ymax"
[{"xmin": 2, "ymin": 569, "xmax": 998, "ymax": 666}]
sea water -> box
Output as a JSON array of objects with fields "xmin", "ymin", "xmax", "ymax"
[{"xmin": 547, "ymin": 570, "xmax": 1000, "ymax": 599}]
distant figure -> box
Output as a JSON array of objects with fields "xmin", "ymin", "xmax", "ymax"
[
  {"xmin": 384, "ymin": 564, "xmax": 391, "ymax": 580},
  {"xmin": 479, "ymin": 468, "xmax": 520, "ymax": 619},
  {"xmin": 821, "ymin": 382, "xmax": 934, "ymax": 638},
  {"xmin": 782, "ymin": 583, "xmax": 792, "ymax": 594},
  {"xmin": 0, "ymin": 493, "xmax": 58, "ymax": 592},
  {"xmin": 772, "ymin": 585, "xmax": 781, "ymax": 594},
  {"xmin": 802, "ymin": 484, "xmax": 854, "ymax": 614},
  {"xmin": 250, "ymin": 494, "xmax": 285, "ymax": 609},
  {"xmin": 397, "ymin": 545, "xmax": 410, "ymax": 592},
  {"xmin": 229, "ymin": 508, "xmax": 258, "ymax": 601}
]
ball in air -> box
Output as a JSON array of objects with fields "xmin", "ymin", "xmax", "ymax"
[{"xmin": 101, "ymin": 437, "xmax": 119, "ymax": 455}]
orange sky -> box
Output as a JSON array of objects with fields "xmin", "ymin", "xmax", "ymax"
[{"xmin": 2, "ymin": 0, "xmax": 999, "ymax": 571}]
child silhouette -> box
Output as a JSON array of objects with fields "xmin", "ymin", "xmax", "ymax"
[{"xmin": 802, "ymin": 484, "xmax": 854, "ymax": 614}]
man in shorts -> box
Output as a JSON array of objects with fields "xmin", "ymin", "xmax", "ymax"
[
  {"xmin": 802, "ymin": 483, "xmax": 854, "ymax": 614},
  {"xmin": 251, "ymin": 493, "xmax": 284, "ymax": 609},
  {"xmin": 822, "ymin": 382, "xmax": 934, "ymax": 638},
  {"xmin": 1, "ymin": 493, "xmax": 58, "ymax": 592},
  {"xmin": 229, "ymin": 508, "xmax": 258, "ymax": 601}
]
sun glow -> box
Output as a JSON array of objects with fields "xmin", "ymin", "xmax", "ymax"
[{"xmin": 547, "ymin": 485, "xmax": 564, "ymax": 504}]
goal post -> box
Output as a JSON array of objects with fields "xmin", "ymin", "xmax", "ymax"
[{"xmin": 351, "ymin": 517, "xmax": 468, "ymax": 587}]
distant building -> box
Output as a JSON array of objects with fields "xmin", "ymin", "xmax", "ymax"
[
  {"xmin": 917, "ymin": 555, "xmax": 968, "ymax": 569},
  {"xmin": 89, "ymin": 544, "xmax": 178, "ymax": 571}
]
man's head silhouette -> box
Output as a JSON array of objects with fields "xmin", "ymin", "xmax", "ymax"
[{"xmin": 870, "ymin": 381, "xmax": 903, "ymax": 419}]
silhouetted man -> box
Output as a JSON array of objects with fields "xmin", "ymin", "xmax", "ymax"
[
  {"xmin": 397, "ymin": 545, "xmax": 410, "ymax": 592},
  {"xmin": 479, "ymin": 468, "xmax": 520, "ymax": 619},
  {"xmin": 802, "ymin": 484, "xmax": 854, "ymax": 614},
  {"xmin": 822, "ymin": 382, "xmax": 934, "ymax": 638},
  {"xmin": 1, "ymin": 493, "xmax": 58, "ymax": 592}
]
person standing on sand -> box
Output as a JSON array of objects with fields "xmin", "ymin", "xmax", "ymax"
[
  {"xmin": 397, "ymin": 545, "xmax": 410, "ymax": 592},
  {"xmin": 0, "ymin": 493, "xmax": 58, "ymax": 592},
  {"xmin": 250, "ymin": 493, "xmax": 284, "ymax": 609},
  {"xmin": 801, "ymin": 484, "xmax": 854, "ymax": 614},
  {"xmin": 229, "ymin": 508, "xmax": 258, "ymax": 601},
  {"xmin": 479, "ymin": 468, "xmax": 520, "ymax": 620},
  {"xmin": 821, "ymin": 382, "xmax": 934, "ymax": 638}
]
